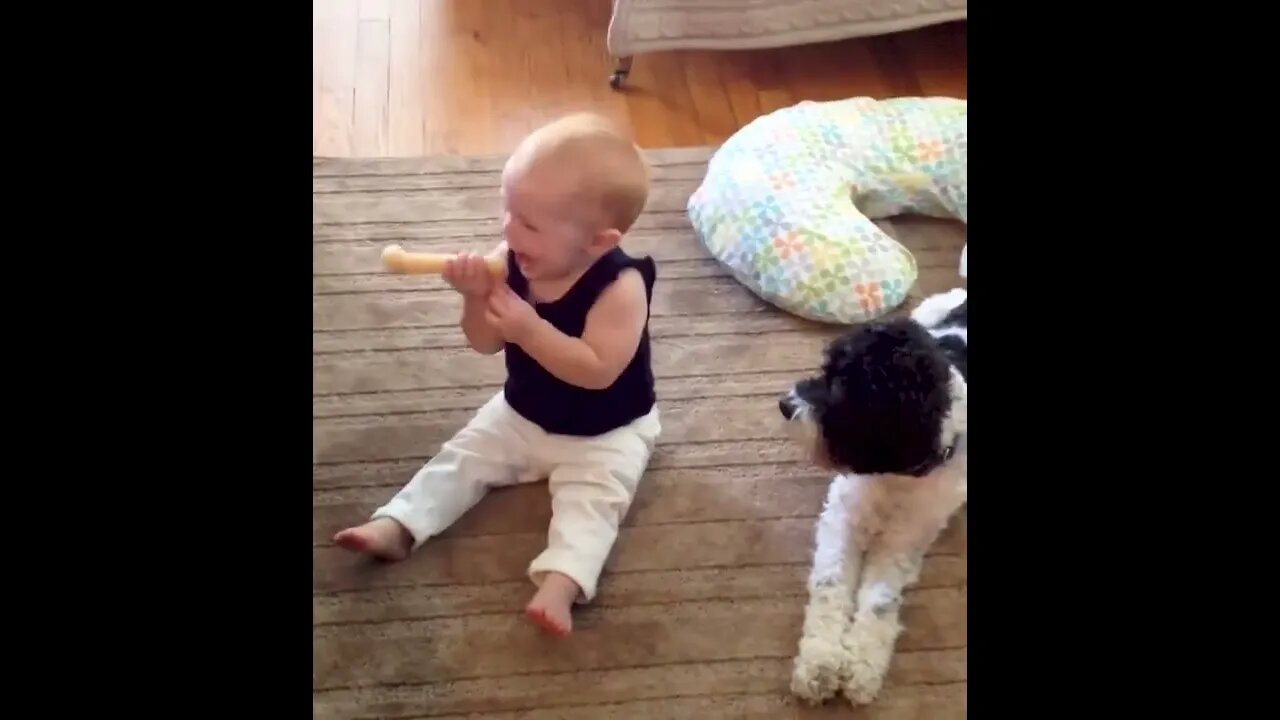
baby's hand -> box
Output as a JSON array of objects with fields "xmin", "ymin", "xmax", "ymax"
[
  {"xmin": 485, "ymin": 285, "xmax": 542, "ymax": 346},
  {"xmin": 443, "ymin": 252, "xmax": 495, "ymax": 297}
]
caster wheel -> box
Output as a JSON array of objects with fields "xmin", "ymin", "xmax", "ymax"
[{"xmin": 607, "ymin": 56, "xmax": 633, "ymax": 90}]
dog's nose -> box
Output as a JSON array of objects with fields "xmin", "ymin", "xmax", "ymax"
[{"xmin": 779, "ymin": 396, "xmax": 795, "ymax": 419}]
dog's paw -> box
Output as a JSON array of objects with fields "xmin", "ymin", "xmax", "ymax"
[
  {"xmin": 842, "ymin": 659, "xmax": 885, "ymax": 706},
  {"xmin": 839, "ymin": 616, "xmax": 900, "ymax": 706},
  {"xmin": 790, "ymin": 638, "xmax": 848, "ymax": 704}
]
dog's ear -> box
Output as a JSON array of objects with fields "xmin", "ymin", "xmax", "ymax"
[
  {"xmin": 820, "ymin": 331, "xmax": 864, "ymax": 402},
  {"xmin": 828, "ymin": 375, "xmax": 845, "ymax": 404}
]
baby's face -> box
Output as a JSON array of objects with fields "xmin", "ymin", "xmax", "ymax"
[{"xmin": 500, "ymin": 160, "xmax": 602, "ymax": 281}]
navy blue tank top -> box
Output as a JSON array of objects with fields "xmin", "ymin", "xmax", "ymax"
[{"xmin": 503, "ymin": 247, "xmax": 657, "ymax": 436}]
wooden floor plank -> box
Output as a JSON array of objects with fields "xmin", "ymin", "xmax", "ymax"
[
  {"xmin": 387, "ymin": 0, "xmax": 424, "ymax": 156},
  {"xmin": 314, "ymin": 0, "xmax": 359, "ymax": 156},
  {"xmin": 314, "ymin": 0, "xmax": 967, "ymax": 156}
]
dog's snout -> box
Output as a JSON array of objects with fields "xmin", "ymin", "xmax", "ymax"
[{"xmin": 779, "ymin": 396, "xmax": 796, "ymax": 419}]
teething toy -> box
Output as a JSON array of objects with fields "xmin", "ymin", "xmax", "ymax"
[{"xmin": 381, "ymin": 244, "xmax": 506, "ymax": 276}]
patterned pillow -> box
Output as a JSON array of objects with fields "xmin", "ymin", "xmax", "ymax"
[{"xmin": 687, "ymin": 97, "xmax": 967, "ymax": 324}]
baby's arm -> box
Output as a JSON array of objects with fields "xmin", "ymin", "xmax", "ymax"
[
  {"xmin": 462, "ymin": 295, "xmax": 504, "ymax": 355},
  {"xmin": 515, "ymin": 269, "xmax": 648, "ymax": 390},
  {"xmin": 456, "ymin": 242, "xmax": 509, "ymax": 355}
]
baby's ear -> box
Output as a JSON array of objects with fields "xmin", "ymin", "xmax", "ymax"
[{"xmin": 590, "ymin": 227, "xmax": 623, "ymax": 254}]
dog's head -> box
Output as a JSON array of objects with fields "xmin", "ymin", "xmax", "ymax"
[{"xmin": 779, "ymin": 317, "xmax": 967, "ymax": 477}]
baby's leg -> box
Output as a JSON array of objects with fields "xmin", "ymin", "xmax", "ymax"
[
  {"xmin": 334, "ymin": 393, "xmax": 532, "ymax": 560},
  {"xmin": 524, "ymin": 410, "xmax": 660, "ymax": 636}
]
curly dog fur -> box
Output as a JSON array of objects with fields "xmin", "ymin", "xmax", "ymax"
[{"xmin": 781, "ymin": 287, "xmax": 967, "ymax": 706}]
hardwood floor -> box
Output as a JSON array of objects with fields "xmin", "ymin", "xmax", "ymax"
[{"xmin": 313, "ymin": 0, "xmax": 967, "ymax": 157}]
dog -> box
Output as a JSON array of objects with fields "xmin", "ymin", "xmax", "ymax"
[{"xmin": 780, "ymin": 287, "xmax": 967, "ymax": 706}]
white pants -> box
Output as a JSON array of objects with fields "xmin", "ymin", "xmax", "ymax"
[{"xmin": 372, "ymin": 391, "xmax": 661, "ymax": 602}]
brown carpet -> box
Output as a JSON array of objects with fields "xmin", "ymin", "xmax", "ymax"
[{"xmin": 313, "ymin": 148, "xmax": 968, "ymax": 719}]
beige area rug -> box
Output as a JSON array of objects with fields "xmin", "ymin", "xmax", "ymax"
[{"xmin": 313, "ymin": 148, "xmax": 968, "ymax": 719}]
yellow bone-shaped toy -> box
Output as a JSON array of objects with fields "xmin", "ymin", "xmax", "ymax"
[{"xmin": 380, "ymin": 244, "xmax": 505, "ymax": 276}]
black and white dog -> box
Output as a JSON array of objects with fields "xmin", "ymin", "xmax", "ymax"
[{"xmin": 780, "ymin": 287, "xmax": 967, "ymax": 706}]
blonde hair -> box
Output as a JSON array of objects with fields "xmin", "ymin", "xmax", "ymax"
[{"xmin": 508, "ymin": 113, "xmax": 649, "ymax": 233}]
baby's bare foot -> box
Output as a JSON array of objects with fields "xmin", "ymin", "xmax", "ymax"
[
  {"xmin": 333, "ymin": 518, "xmax": 412, "ymax": 561},
  {"xmin": 525, "ymin": 571, "xmax": 580, "ymax": 637}
]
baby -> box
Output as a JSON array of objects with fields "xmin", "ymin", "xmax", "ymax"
[{"xmin": 333, "ymin": 113, "xmax": 660, "ymax": 637}]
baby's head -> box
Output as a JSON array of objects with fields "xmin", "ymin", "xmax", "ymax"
[{"xmin": 500, "ymin": 113, "xmax": 649, "ymax": 281}]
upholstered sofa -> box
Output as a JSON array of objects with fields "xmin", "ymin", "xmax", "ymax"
[{"xmin": 606, "ymin": 0, "xmax": 968, "ymax": 87}]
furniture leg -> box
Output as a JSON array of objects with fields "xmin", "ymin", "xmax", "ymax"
[{"xmin": 609, "ymin": 56, "xmax": 633, "ymax": 89}]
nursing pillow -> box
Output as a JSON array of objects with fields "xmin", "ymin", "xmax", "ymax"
[{"xmin": 687, "ymin": 96, "xmax": 967, "ymax": 325}]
